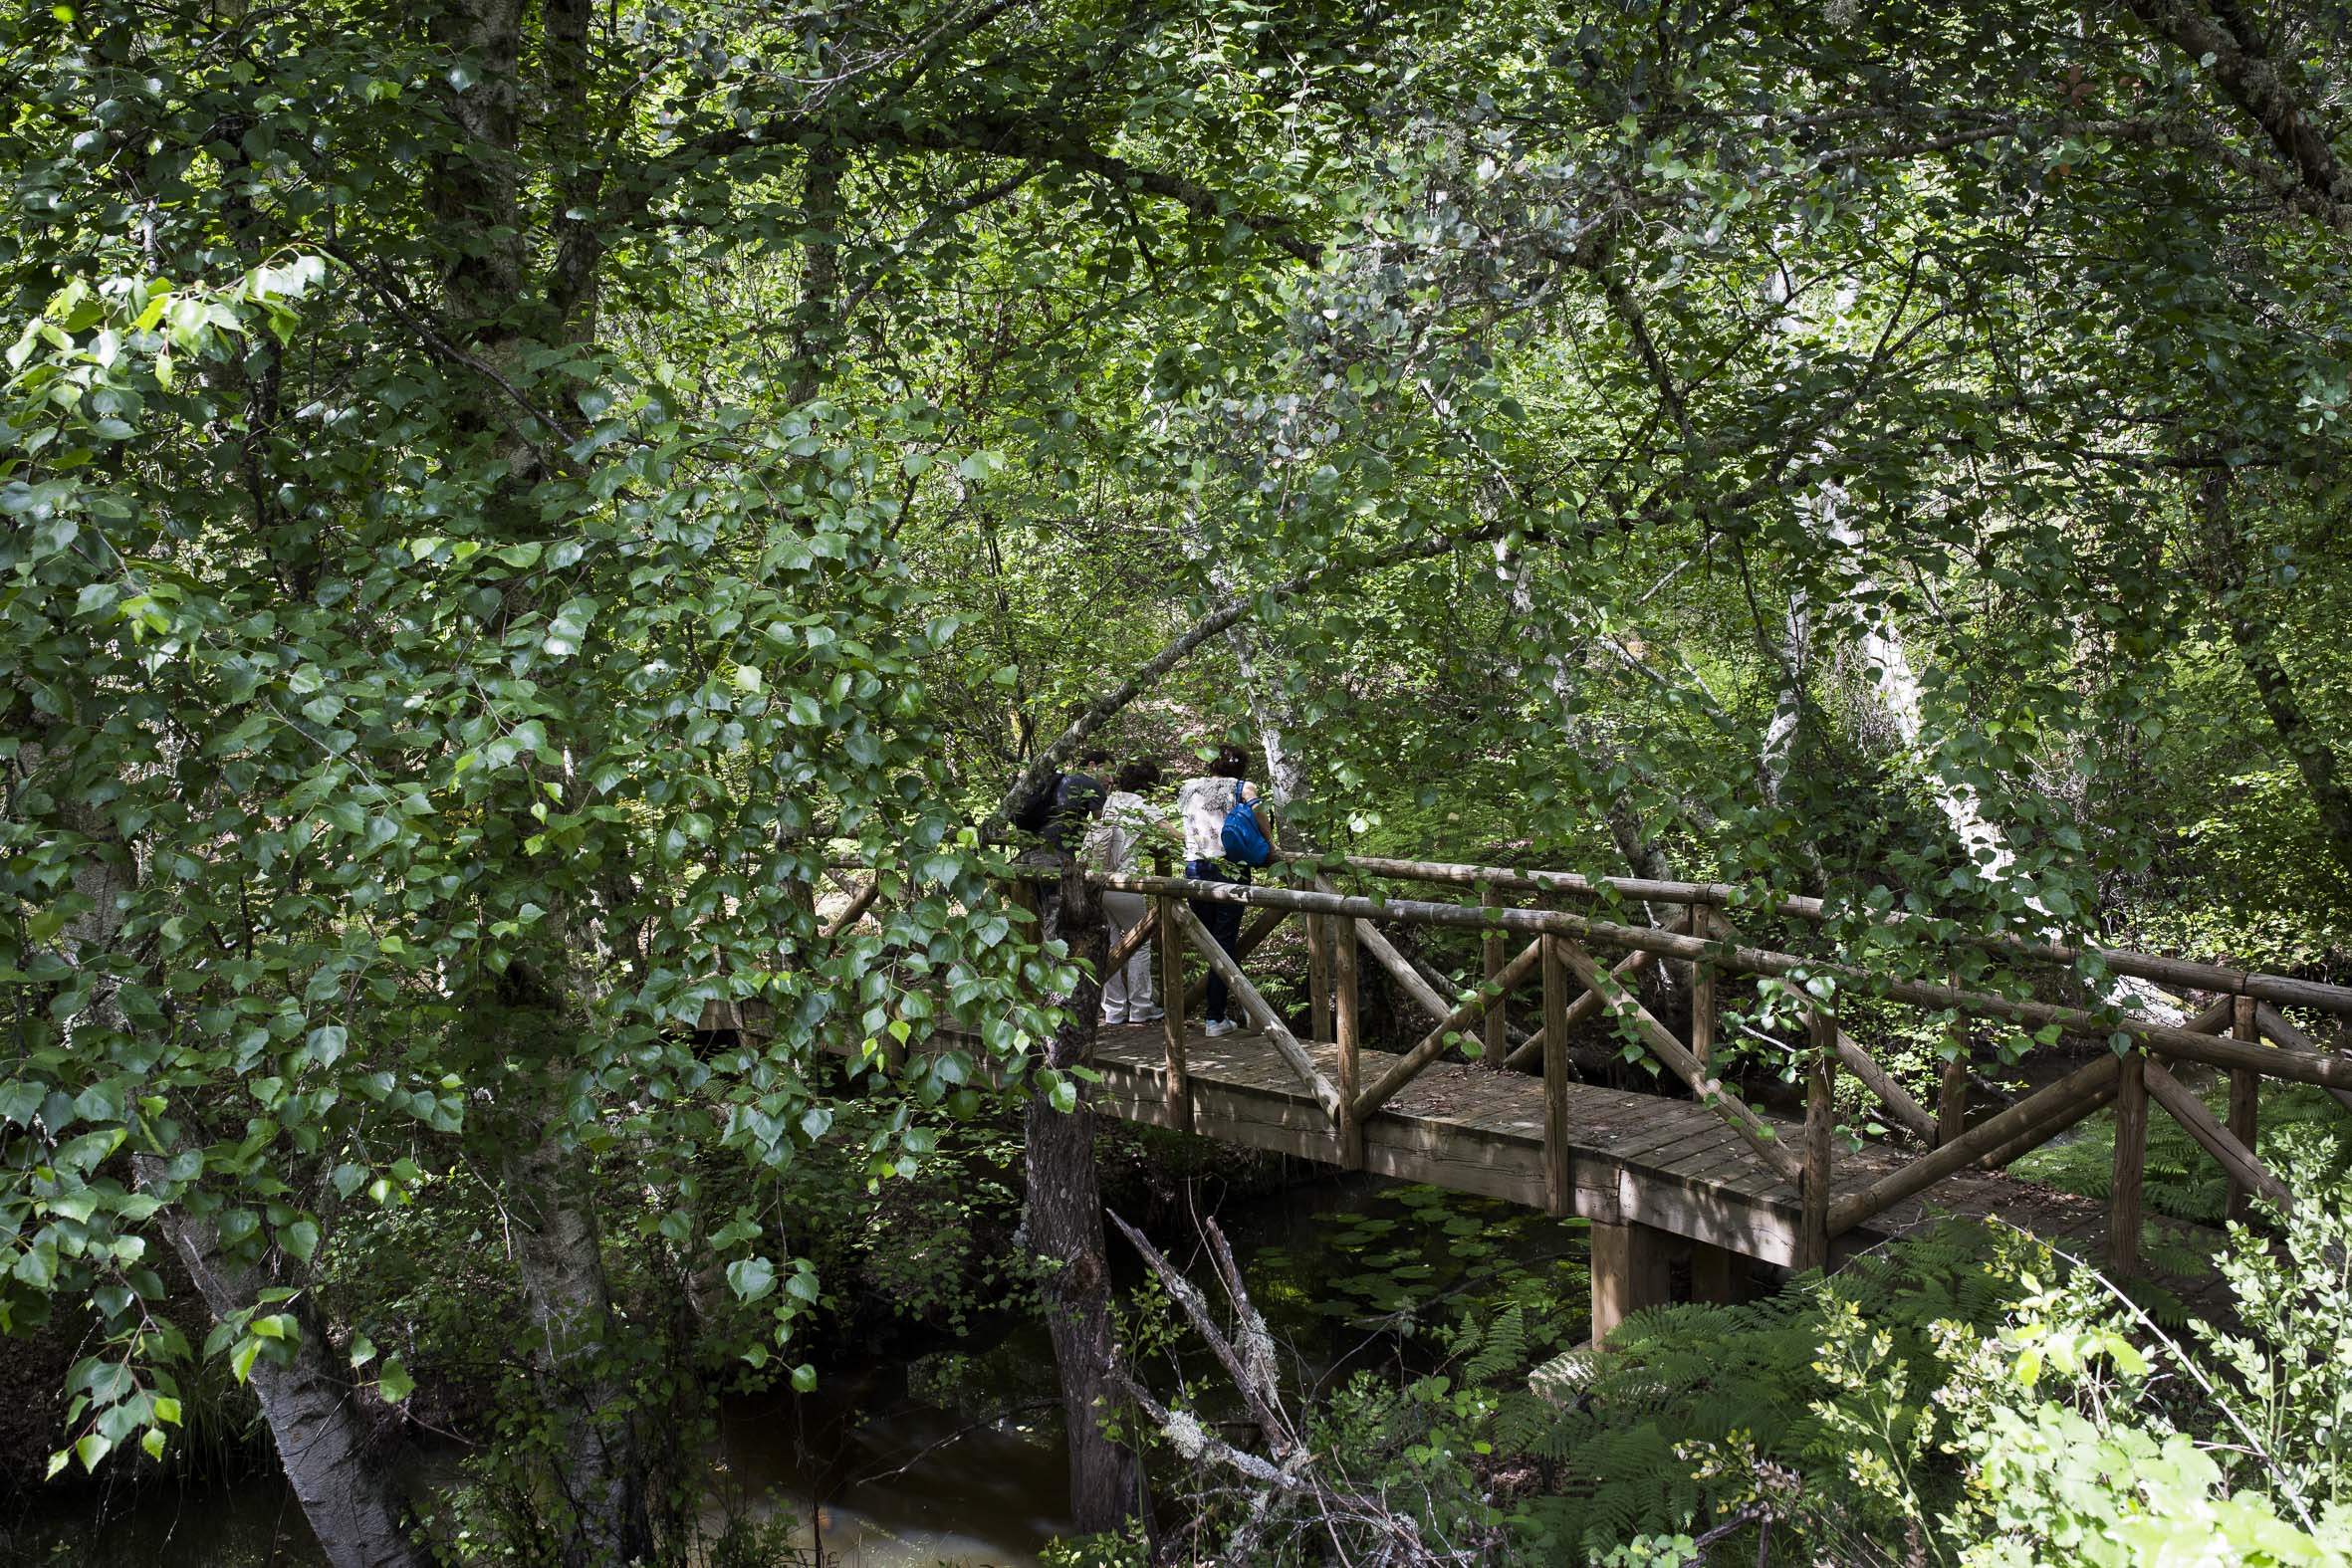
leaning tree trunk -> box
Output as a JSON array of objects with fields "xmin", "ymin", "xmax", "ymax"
[
  {"xmin": 38, "ymin": 743, "xmax": 427, "ymax": 1568},
  {"xmin": 1021, "ymin": 856, "xmax": 1143, "ymax": 1533},
  {"xmin": 155, "ymin": 1200, "xmax": 430, "ymax": 1568}
]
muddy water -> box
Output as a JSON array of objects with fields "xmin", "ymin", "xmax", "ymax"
[
  {"xmin": 11, "ymin": 1173, "xmax": 1584, "ymax": 1567},
  {"xmin": 711, "ymin": 1352, "xmax": 1070, "ymax": 1566}
]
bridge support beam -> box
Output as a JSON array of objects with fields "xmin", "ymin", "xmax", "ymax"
[
  {"xmin": 1689, "ymin": 1241, "xmax": 1754, "ymax": 1306},
  {"xmin": 1589, "ymin": 1221, "xmax": 1676, "ymax": 1344}
]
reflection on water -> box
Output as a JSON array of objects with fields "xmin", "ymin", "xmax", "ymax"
[
  {"xmin": 2, "ymin": 1472, "xmax": 327, "ymax": 1568},
  {"xmin": 713, "ymin": 1356, "xmax": 1069, "ymax": 1568}
]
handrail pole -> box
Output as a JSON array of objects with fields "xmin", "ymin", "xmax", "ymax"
[
  {"xmin": 1938, "ymin": 973, "xmax": 1970, "ymax": 1150},
  {"xmin": 1087, "ymin": 873, "xmax": 2352, "ymax": 1090},
  {"xmin": 2108, "ymin": 1049, "xmax": 2149, "ymax": 1276},
  {"xmin": 1269, "ymin": 851, "xmax": 2352, "ymax": 1020},
  {"xmin": 1483, "ymin": 883, "xmax": 1509, "ymax": 1066},
  {"xmin": 1307, "ymin": 911, "xmax": 1332, "ymax": 1043},
  {"xmin": 1690, "ymin": 910, "xmax": 1717, "ymax": 1073},
  {"xmin": 1151, "ymin": 849, "xmax": 1190, "ymax": 1132},
  {"xmin": 1540, "ymin": 931, "xmax": 1572, "ymax": 1218},
  {"xmin": 2229, "ymin": 997, "xmax": 2259, "ymax": 1223},
  {"xmin": 1799, "ymin": 1008, "xmax": 1835, "ymax": 1271},
  {"xmin": 1333, "ymin": 913, "xmax": 1363, "ymax": 1170}
]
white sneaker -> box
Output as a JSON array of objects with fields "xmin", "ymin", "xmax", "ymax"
[
  {"xmin": 1203, "ymin": 1018, "xmax": 1238, "ymax": 1037},
  {"xmin": 1098, "ymin": 1012, "xmax": 1128, "ymax": 1027},
  {"xmin": 1129, "ymin": 1007, "xmax": 1165, "ymax": 1023}
]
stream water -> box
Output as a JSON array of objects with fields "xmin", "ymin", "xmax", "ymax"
[{"xmin": 6, "ymin": 1173, "xmax": 1590, "ymax": 1568}]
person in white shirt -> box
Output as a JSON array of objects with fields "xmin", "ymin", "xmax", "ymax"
[
  {"xmin": 1175, "ymin": 745, "xmax": 1269, "ymax": 1036},
  {"xmin": 1083, "ymin": 761, "xmax": 1165, "ymax": 1025}
]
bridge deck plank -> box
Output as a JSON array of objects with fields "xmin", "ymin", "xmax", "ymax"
[{"xmin": 954, "ymin": 1021, "xmax": 2214, "ymax": 1286}]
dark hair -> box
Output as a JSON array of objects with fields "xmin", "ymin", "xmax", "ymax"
[
  {"xmin": 1077, "ymin": 747, "xmax": 1112, "ymax": 769},
  {"xmin": 1115, "ymin": 760, "xmax": 1162, "ymax": 793},
  {"xmin": 1210, "ymin": 744, "xmax": 1250, "ymax": 781}
]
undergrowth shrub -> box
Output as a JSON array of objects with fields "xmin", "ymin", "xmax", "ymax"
[{"xmin": 1501, "ymin": 1220, "xmax": 2035, "ymax": 1561}]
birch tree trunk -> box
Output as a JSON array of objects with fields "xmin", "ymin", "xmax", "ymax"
[
  {"xmin": 501, "ymin": 1096, "xmax": 653, "ymax": 1566},
  {"xmin": 39, "ymin": 739, "xmax": 427, "ymax": 1568},
  {"xmin": 1822, "ymin": 503, "xmax": 2185, "ymax": 1020},
  {"xmin": 153, "ymin": 1204, "xmax": 430, "ymax": 1568}
]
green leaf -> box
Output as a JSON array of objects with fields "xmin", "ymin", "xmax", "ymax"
[
  {"xmin": 280, "ymin": 1220, "xmax": 320, "ymax": 1263},
  {"xmin": 376, "ymin": 1356, "xmax": 413, "ymax": 1404},
  {"xmin": 727, "ymin": 1256, "xmax": 777, "ymax": 1303}
]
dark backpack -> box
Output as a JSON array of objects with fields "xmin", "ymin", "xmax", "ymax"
[
  {"xmin": 1011, "ymin": 771, "xmax": 1105, "ymax": 847},
  {"xmin": 1008, "ymin": 773, "xmax": 1060, "ymax": 834},
  {"xmin": 1045, "ymin": 772, "xmax": 1106, "ymax": 848}
]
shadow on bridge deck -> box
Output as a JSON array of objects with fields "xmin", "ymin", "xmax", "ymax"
[{"xmin": 1084, "ymin": 1020, "xmax": 2220, "ymax": 1332}]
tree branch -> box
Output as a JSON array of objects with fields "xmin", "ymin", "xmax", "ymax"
[{"xmin": 988, "ymin": 521, "xmax": 1525, "ymax": 827}]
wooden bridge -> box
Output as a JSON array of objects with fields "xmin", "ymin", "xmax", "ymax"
[{"xmin": 758, "ymin": 848, "xmax": 2352, "ymax": 1342}]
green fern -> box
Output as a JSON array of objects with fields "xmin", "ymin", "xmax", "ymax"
[{"xmin": 1503, "ymin": 1222, "xmax": 2037, "ymax": 1561}]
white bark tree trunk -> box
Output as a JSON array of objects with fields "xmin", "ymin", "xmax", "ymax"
[
  {"xmin": 1819, "ymin": 503, "xmax": 2185, "ymax": 1021},
  {"xmin": 36, "ymin": 741, "xmax": 427, "ymax": 1568}
]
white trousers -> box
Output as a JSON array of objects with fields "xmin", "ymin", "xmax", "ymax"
[{"xmin": 1100, "ymin": 890, "xmax": 1156, "ymax": 1016}]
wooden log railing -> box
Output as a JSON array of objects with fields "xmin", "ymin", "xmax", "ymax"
[
  {"xmin": 1280, "ymin": 850, "xmax": 2352, "ymax": 1017},
  {"xmin": 1088, "ymin": 865, "xmax": 2352, "ymax": 1267},
  {"xmin": 815, "ymin": 848, "xmax": 2349, "ymax": 1274}
]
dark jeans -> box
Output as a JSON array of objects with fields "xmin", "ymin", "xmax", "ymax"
[{"xmin": 1188, "ymin": 859, "xmax": 1251, "ymax": 1023}]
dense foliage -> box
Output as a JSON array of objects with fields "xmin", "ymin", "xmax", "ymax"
[{"xmin": 4, "ymin": 0, "xmax": 2351, "ymax": 1558}]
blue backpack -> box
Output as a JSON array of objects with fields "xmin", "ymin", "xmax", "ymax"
[{"xmin": 1220, "ymin": 783, "xmax": 1273, "ymax": 866}]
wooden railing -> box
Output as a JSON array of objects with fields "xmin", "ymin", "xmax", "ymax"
[
  {"xmin": 1085, "ymin": 852, "xmax": 2352, "ymax": 1272},
  {"xmin": 805, "ymin": 848, "xmax": 2352, "ymax": 1273}
]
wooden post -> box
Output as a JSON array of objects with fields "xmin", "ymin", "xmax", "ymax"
[
  {"xmin": 1482, "ymin": 883, "xmax": 1509, "ymax": 1066},
  {"xmin": 1588, "ymin": 1221, "xmax": 1673, "ymax": 1343},
  {"xmin": 1540, "ymin": 932, "xmax": 1573, "ymax": 1218},
  {"xmin": 2229, "ymin": 997, "xmax": 2259, "ymax": 1223},
  {"xmin": 1306, "ymin": 910, "xmax": 1332, "ymax": 1043},
  {"xmin": 1690, "ymin": 951, "xmax": 1716, "ymax": 1074},
  {"xmin": 1799, "ymin": 1009, "xmax": 1834, "ymax": 1272},
  {"xmin": 1938, "ymin": 998, "xmax": 1970, "ymax": 1151},
  {"xmin": 1153, "ymin": 852, "xmax": 1190, "ymax": 1133},
  {"xmin": 1333, "ymin": 913, "xmax": 1362, "ymax": 1171},
  {"xmin": 2108, "ymin": 1050, "xmax": 2148, "ymax": 1277}
]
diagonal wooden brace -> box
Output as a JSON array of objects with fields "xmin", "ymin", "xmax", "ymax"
[
  {"xmin": 1355, "ymin": 936, "xmax": 1544, "ymax": 1120},
  {"xmin": 1551, "ymin": 937, "xmax": 1804, "ymax": 1187},
  {"xmin": 1829, "ymin": 1053, "xmax": 2122, "ymax": 1233},
  {"xmin": 2143, "ymin": 1059, "xmax": 2295, "ymax": 1216},
  {"xmin": 1171, "ymin": 902, "xmax": 1342, "ymax": 1123},
  {"xmin": 1182, "ymin": 905, "xmax": 1289, "ymax": 1010}
]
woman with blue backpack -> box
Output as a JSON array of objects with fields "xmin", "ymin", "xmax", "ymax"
[{"xmin": 1176, "ymin": 744, "xmax": 1277, "ymax": 1036}]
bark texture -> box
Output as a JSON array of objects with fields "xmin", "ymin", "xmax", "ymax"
[
  {"xmin": 2123, "ymin": 0, "xmax": 2352, "ymax": 229},
  {"xmin": 39, "ymin": 743, "xmax": 425, "ymax": 1568},
  {"xmin": 503, "ymin": 1102, "xmax": 654, "ymax": 1567},
  {"xmin": 1020, "ymin": 859, "xmax": 1143, "ymax": 1533},
  {"xmin": 157, "ymin": 1203, "xmax": 431, "ymax": 1568}
]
